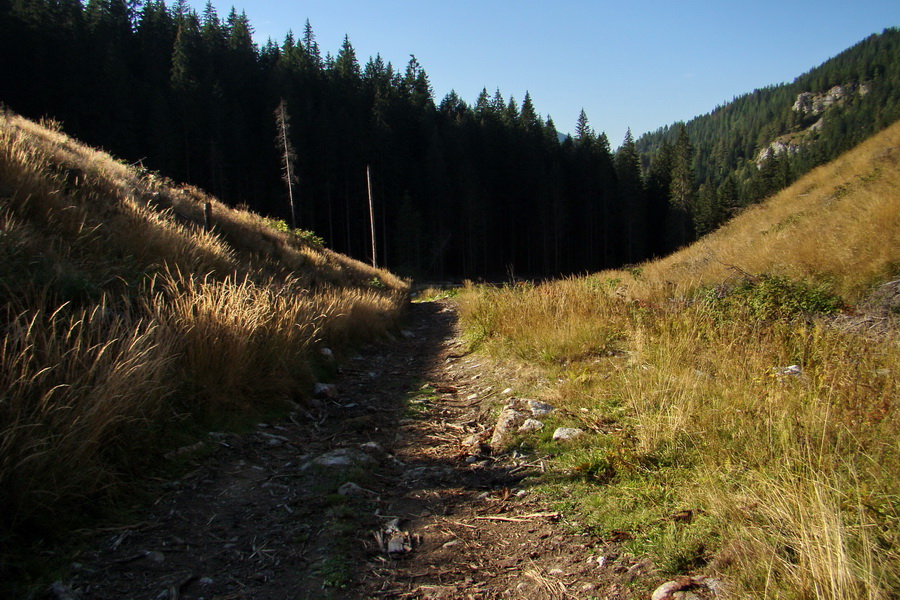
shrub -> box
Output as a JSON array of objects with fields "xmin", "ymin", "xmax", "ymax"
[{"xmin": 707, "ymin": 274, "xmax": 845, "ymax": 321}]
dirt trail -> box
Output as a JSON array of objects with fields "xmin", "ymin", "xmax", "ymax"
[{"xmin": 55, "ymin": 301, "xmax": 649, "ymax": 599}]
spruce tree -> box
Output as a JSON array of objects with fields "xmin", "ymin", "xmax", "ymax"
[
  {"xmin": 615, "ymin": 128, "xmax": 647, "ymax": 262},
  {"xmin": 519, "ymin": 91, "xmax": 540, "ymax": 133},
  {"xmin": 333, "ymin": 34, "xmax": 360, "ymax": 80},
  {"xmin": 575, "ymin": 109, "xmax": 595, "ymax": 144},
  {"xmin": 669, "ymin": 124, "xmax": 696, "ymax": 247}
]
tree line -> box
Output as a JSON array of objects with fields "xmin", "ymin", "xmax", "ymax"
[{"xmin": 2, "ymin": 1, "xmax": 897, "ymax": 279}]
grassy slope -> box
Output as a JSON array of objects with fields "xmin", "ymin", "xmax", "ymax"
[
  {"xmin": 619, "ymin": 120, "xmax": 900, "ymax": 304},
  {"xmin": 457, "ymin": 121, "xmax": 900, "ymax": 599},
  {"xmin": 0, "ymin": 111, "xmax": 408, "ymax": 568}
]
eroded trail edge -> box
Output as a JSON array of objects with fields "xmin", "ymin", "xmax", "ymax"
[{"xmin": 58, "ymin": 301, "xmax": 653, "ymax": 600}]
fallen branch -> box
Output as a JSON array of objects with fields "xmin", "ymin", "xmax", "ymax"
[{"xmin": 473, "ymin": 512, "xmax": 560, "ymax": 523}]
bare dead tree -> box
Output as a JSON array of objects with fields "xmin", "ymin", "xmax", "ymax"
[
  {"xmin": 367, "ymin": 165, "xmax": 377, "ymax": 268},
  {"xmin": 274, "ymin": 99, "xmax": 298, "ymax": 229}
]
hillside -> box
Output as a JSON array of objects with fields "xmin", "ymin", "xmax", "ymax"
[
  {"xmin": 456, "ymin": 121, "xmax": 900, "ymax": 599},
  {"xmin": 0, "ymin": 110, "xmax": 409, "ymax": 572},
  {"xmin": 636, "ymin": 27, "xmax": 900, "ymax": 238},
  {"xmin": 622, "ymin": 118, "xmax": 900, "ymax": 304}
]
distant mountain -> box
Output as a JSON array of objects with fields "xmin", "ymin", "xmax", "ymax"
[{"xmin": 635, "ymin": 27, "xmax": 900, "ymax": 231}]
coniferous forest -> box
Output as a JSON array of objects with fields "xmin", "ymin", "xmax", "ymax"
[{"xmin": 2, "ymin": 0, "xmax": 899, "ymax": 279}]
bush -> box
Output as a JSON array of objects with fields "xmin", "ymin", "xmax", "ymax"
[{"xmin": 707, "ymin": 274, "xmax": 845, "ymax": 321}]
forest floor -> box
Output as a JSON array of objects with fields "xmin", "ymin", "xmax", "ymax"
[{"xmin": 50, "ymin": 301, "xmax": 662, "ymax": 600}]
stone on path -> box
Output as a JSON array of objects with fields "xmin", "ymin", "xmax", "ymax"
[
  {"xmin": 490, "ymin": 406, "xmax": 528, "ymax": 448},
  {"xmin": 303, "ymin": 448, "xmax": 374, "ymax": 470},
  {"xmin": 312, "ymin": 382, "xmax": 338, "ymax": 399}
]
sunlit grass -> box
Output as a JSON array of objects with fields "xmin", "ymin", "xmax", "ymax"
[
  {"xmin": 456, "ymin": 122, "xmax": 900, "ymax": 599},
  {"xmin": 0, "ymin": 111, "xmax": 409, "ymax": 559}
]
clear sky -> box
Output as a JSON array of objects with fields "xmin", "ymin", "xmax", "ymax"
[{"xmin": 191, "ymin": 0, "xmax": 898, "ymax": 148}]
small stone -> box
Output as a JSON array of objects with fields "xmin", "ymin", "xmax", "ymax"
[
  {"xmin": 401, "ymin": 330, "xmax": 415, "ymax": 339},
  {"xmin": 490, "ymin": 407, "xmax": 528, "ymax": 447},
  {"xmin": 527, "ymin": 399, "xmax": 556, "ymax": 416},
  {"xmin": 462, "ymin": 433, "xmax": 487, "ymax": 447},
  {"xmin": 319, "ymin": 347, "xmax": 334, "ymax": 360},
  {"xmin": 548, "ymin": 568, "xmax": 564, "ymax": 576},
  {"xmin": 443, "ymin": 539, "xmax": 460, "ymax": 548},
  {"xmin": 552, "ymin": 427, "xmax": 585, "ymax": 442},
  {"xmin": 312, "ymin": 383, "xmax": 338, "ymax": 399},
  {"xmin": 258, "ymin": 432, "xmax": 288, "ymax": 447},
  {"xmin": 518, "ymin": 418, "xmax": 545, "ymax": 433},
  {"xmin": 303, "ymin": 448, "xmax": 374, "ymax": 470},
  {"xmin": 198, "ymin": 577, "xmax": 214, "ymax": 586},
  {"xmin": 145, "ymin": 550, "xmax": 165, "ymax": 563},
  {"xmin": 49, "ymin": 582, "xmax": 78, "ymax": 600},
  {"xmin": 773, "ymin": 364, "xmax": 802, "ymax": 376},
  {"xmin": 651, "ymin": 576, "xmax": 721, "ymax": 600},
  {"xmin": 337, "ymin": 482, "xmax": 370, "ymax": 497},
  {"xmin": 502, "ymin": 387, "xmax": 514, "ymax": 395},
  {"xmin": 360, "ymin": 441, "xmax": 385, "ymax": 455}
]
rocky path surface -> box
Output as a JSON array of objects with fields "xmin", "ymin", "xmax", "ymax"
[{"xmin": 52, "ymin": 301, "xmax": 662, "ymax": 600}]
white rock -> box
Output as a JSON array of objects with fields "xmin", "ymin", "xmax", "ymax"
[
  {"xmin": 552, "ymin": 427, "xmax": 585, "ymax": 442},
  {"xmin": 651, "ymin": 576, "xmax": 722, "ymax": 600},
  {"xmin": 303, "ymin": 448, "xmax": 374, "ymax": 470},
  {"xmin": 518, "ymin": 418, "xmax": 545, "ymax": 433},
  {"xmin": 490, "ymin": 407, "xmax": 527, "ymax": 448}
]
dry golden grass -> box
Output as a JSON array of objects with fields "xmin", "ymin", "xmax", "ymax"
[
  {"xmin": 0, "ymin": 110, "xmax": 409, "ymax": 547},
  {"xmin": 607, "ymin": 121, "xmax": 900, "ymax": 304},
  {"xmin": 457, "ymin": 123, "xmax": 900, "ymax": 599}
]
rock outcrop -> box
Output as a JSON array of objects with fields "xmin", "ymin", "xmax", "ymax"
[{"xmin": 756, "ymin": 81, "xmax": 870, "ymax": 166}]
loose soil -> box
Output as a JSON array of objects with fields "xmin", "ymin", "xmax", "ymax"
[{"xmin": 50, "ymin": 301, "xmax": 658, "ymax": 599}]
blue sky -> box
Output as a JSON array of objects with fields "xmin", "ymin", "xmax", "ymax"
[{"xmin": 192, "ymin": 0, "xmax": 898, "ymax": 148}]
